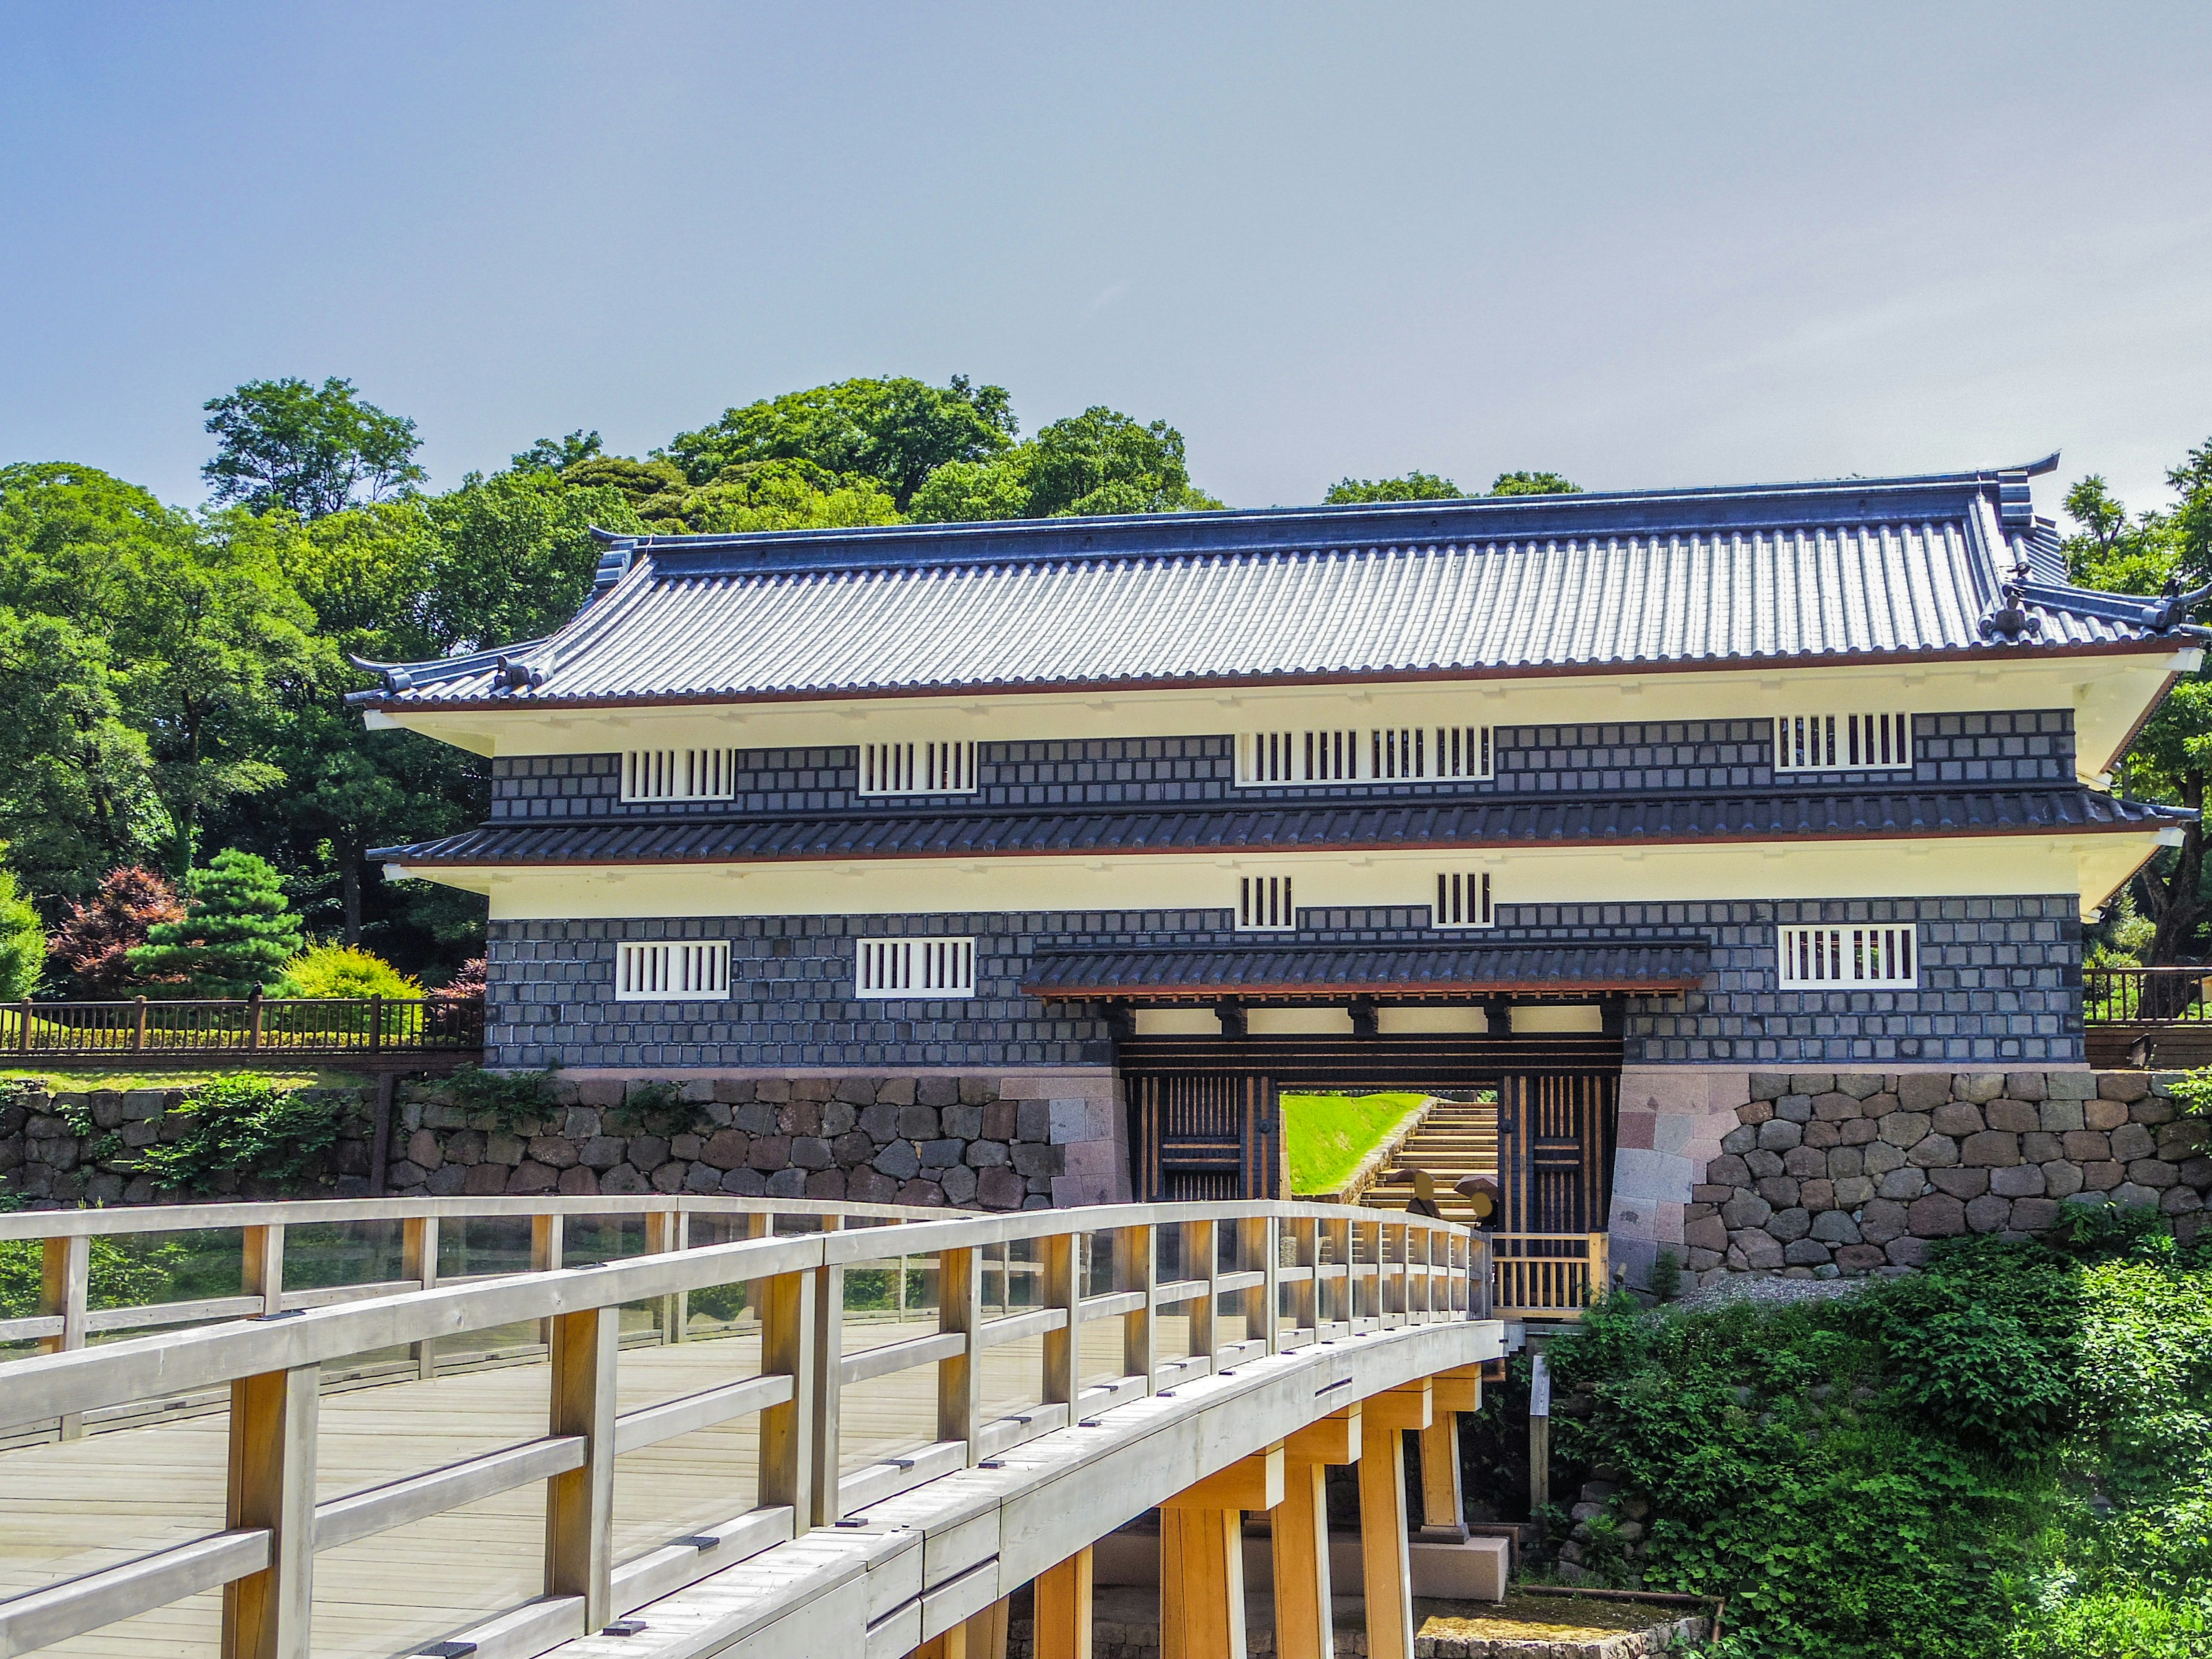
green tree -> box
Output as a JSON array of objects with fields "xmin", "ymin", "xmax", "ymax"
[
  {"xmin": 1488, "ymin": 470, "xmax": 1582, "ymax": 497},
  {"xmin": 1324, "ymin": 471, "xmax": 1466, "ymax": 504},
  {"xmin": 904, "ymin": 451, "xmax": 1039, "ymax": 524},
  {"xmin": 130, "ymin": 849, "xmax": 303, "ymax": 994},
  {"xmin": 201, "ymin": 377, "xmax": 426, "ymax": 518},
  {"xmin": 662, "ymin": 376, "xmax": 1017, "ymax": 509},
  {"xmin": 1026, "ymin": 407, "xmax": 1223, "ymax": 517},
  {"xmin": 0, "ymin": 855, "xmax": 45, "ymax": 999},
  {"xmin": 662, "ymin": 460, "xmax": 901, "ymax": 534},
  {"xmin": 510, "ymin": 430, "xmax": 604, "ymax": 474},
  {"xmin": 2062, "ymin": 442, "xmax": 2212, "ymax": 967},
  {"xmin": 419, "ymin": 468, "xmax": 645, "ymax": 653}
]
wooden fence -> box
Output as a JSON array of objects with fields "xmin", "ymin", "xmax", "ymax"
[
  {"xmin": 0, "ymin": 1194, "xmax": 1485, "ymax": 1659},
  {"xmin": 1, "ymin": 990, "xmax": 483, "ymax": 1066}
]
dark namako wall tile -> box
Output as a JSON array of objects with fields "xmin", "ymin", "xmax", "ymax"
[{"xmin": 482, "ymin": 893, "xmax": 2084, "ymax": 1070}]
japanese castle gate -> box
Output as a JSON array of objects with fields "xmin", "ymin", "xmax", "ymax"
[{"xmin": 358, "ymin": 458, "xmax": 2200, "ymax": 1286}]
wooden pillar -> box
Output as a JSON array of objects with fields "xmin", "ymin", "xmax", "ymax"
[
  {"xmin": 1276, "ymin": 1410, "xmax": 1358, "ymax": 1659},
  {"xmin": 1033, "ymin": 1546, "xmax": 1093, "ymax": 1659},
  {"xmin": 939, "ymin": 1246, "xmax": 982, "ymax": 1461},
  {"xmin": 812, "ymin": 1251, "xmax": 846, "ymax": 1524},
  {"xmin": 1185, "ymin": 1219, "xmax": 1217, "ymax": 1369},
  {"xmin": 243, "ymin": 1224, "xmax": 286, "ymax": 1319},
  {"xmin": 544, "ymin": 1305, "xmax": 619, "ymax": 1632},
  {"xmin": 401, "ymin": 1215, "xmax": 439, "ymax": 1381},
  {"xmin": 1042, "ymin": 1231, "xmax": 1080, "ymax": 1411},
  {"xmin": 758, "ymin": 1269, "xmax": 818, "ymax": 1529},
  {"xmin": 1118, "ymin": 1224, "xmax": 1156, "ymax": 1393},
  {"xmin": 1358, "ymin": 1386, "xmax": 1430, "ymax": 1659},
  {"xmin": 39, "ymin": 1234, "xmax": 89, "ymax": 1440},
  {"xmin": 1158, "ymin": 1508, "xmax": 1243, "ymax": 1659},
  {"xmin": 1418, "ymin": 1416, "xmax": 1463, "ymax": 1538},
  {"xmin": 646, "ymin": 1207, "xmax": 690, "ymax": 1343},
  {"xmin": 531, "ymin": 1212, "xmax": 564, "ymax": 1348},
  {"xmin": 1241, "ymin": 1216, "xmax": 1279, "ymax": 1354},
  {"xmin": 960, "ymin": 1595, "xmax": 1011, "ymax": 1659},
  {"xmin": 221, "ymin": 1364, "xmax": 319, "ymax": 1659}
]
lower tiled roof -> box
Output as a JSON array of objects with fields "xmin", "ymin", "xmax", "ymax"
[
  {"xmin": 371, "ymin": 787, "xmax": 2185, "ymax": 866},
  {"xmin": 1024, "ymin": 940, "xmax": 1709, "ymax": 1000}
]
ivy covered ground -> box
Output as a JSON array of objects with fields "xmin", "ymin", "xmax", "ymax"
[{"xmin": 1501, "ymin": 1214, "xmax": 2212, "ymax": 1659}]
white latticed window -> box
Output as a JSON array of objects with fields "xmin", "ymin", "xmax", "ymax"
[
  {"xmin": 615, "ymin": 941, "xmax": 732, "ymax": 1002},
  {"xmin": 859, "ymin": 741, "xmax": 978, "ymax": 796},
  {"xmin": 1777, "ymin": 924, "xmax": 1916, "ymax": 988},
  {"xmin": 1434, "ymin": 871, "xmax": 1493, "ymax": 929},
  {"xmin": 855, "ymin": 937, "xmax": 976, "ymax": 998},
  {"xmin": 621, "ymin": 748, "xmax": 737, "ymax": 802},
  {"xmin": 1237, "ymin": 875, "xmax": 1296, "ymax": 932},
  {"xmin": 1237, "ymin": 727, "xmax": 1491, "ymax": 785},
  {"xmin": 1774, "ymin": 713, "xmax": 1912, "ymax": 772}
]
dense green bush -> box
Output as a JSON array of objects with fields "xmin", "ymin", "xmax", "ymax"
[
  {"xmin": 137, "ymin": 1075, "xmax": 347, "ymax": 1188},
  {"xmin": 1543, "ymin": 1229, "xmax": 2212, "ymax": 1659},
  {"xmin": 442, "ymin": 1063, "xmax": 559, "ymax": 1132}
]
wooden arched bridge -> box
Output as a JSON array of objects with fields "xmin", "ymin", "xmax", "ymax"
[{"xmin": 0, "ymin": 1196, "xmax": 1508, "ymax": 1659}]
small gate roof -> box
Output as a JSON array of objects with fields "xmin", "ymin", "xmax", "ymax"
[{"xmin": 1023, "ymin": 940, "xmax": 1710, "ymax": 1001}]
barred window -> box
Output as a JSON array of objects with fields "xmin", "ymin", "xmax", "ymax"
[
  {"xmin": 1238, "ymin": 726, "xmax": 1491, "ymax": 785},
  {"xmin": 615, "ymin": 941, "xmax": 732, "ymax": 1001},
  {"xmin": 1777, "ymin": 924, "xmax": 1916, "ymax": 988},
  {"xmin": 622, "ymin": 749, "xmax": 737, "ymax": 802},
  {"xmin": 1237, "ymin": 874, "xmax": 1297, "ymax": 932},
  {"xmin": 1774, "ymin": 713, "xmax": 1912, "ymax": 772},
  {"xmin": 859, "ymin": 741, "xmax": 978, "ymax": 796},
  {"xmin": 855, "ymin": 937, "xmax": 976, "ymax": 998},
  {"xmin": 1433, "ymin": 870, "xmax": 1493, "ymax": 929}
]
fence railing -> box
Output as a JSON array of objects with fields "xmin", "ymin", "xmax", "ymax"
[
  {"xmin": 1, "ymin": 990, "xmax": 484, "ymax": 1060},
  {"xmin": 1488, "ymin": 1231, "xmax": 1610, "ymax": 1320},
  {"xmin": 2084, "ymin": 966, "xmax": 2212, "ymax": 1026},
  {"xmin": 0, "ymin": 1194, "xmax": 1484, "ymax": 1659}
]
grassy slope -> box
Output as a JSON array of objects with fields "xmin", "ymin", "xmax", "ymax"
[{"xmin": 1283, "ymin": 1091, "xmax": 1430, "ymax": 1195}]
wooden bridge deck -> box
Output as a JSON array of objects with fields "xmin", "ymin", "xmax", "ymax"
[{"xmin": 0, "ymin": 1317, "xmax": 1176, "ymax": 1659}]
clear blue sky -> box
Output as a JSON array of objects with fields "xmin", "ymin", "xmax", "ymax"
[{"xmin": 4, "ymin": 2, "xmax": 2207, "ymax": 520}]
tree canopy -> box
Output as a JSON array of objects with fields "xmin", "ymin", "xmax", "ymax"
[
  {"xmin": 1324, "ymin": 471, "xmax": 1465, "ymax": 504},
  {"xmin": 202, "ymin": 377, "xmax": 425, "ymax": 518}
]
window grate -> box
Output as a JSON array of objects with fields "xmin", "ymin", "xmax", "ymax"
[
  {"xmin": 1434, "ymin": 871, "xmax": 1493, "ymax": 929},
  {"xmin": 855, "ymin": 937, "xmax": 976, "ymax": 998},
  {"xmin": 615, "ymin": 941, "xmax": 732, "ymax": 1002},
  {"xmin": 1238, "ymin": 726, "xmax": 1492, "ymax": 786},
  {"xmin": 859, "ymin": 741, "xmax": 978, "ymax": 796},
  {"xmin": 1237, "ymin": 875, "xmax": 1296, "ymax": 932},
  {"xmin": 1774, "ymin": 713, "xmax": 1912, "ymax": 772},
  {"xmin": 1777, "ymin": 924, "xmax": 1916, "ymax": 988},
  {"xmin": 622, "ymin": 749, "xmax": 737, "ymax": 802}
]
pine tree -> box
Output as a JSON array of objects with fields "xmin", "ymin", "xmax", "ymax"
[
  {"xmin": 48, "ymin": 866, "xmax": 188, "ymax": 996},
  {"xmin": 128, "ymin": 850, "xmax": 303, "ymax": 995}
]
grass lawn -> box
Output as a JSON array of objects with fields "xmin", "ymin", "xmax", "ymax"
[
  {"xmin": 1283, "ymin": 1091, "xmax": 1430, "ymax": 1195},
  {"xmin": 0, "ymin": 1068, "xmax": 369, "ymax": 1093}
]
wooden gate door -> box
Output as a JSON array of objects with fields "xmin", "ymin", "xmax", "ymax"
[
  {"xmin": 1129, "ymin": 1073, "xmax": 1282, "ymax": 1201},
  {"xmin": 1497, "ymin": 1073, "xmax": 1618, "ymax": 1234}
]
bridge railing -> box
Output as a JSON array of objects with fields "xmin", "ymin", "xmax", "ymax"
[
  {"xmin": 1488, "ymin": 1231, "xmax": 1610, "ymax": 1320},
  {"xmin": 1, "ymin": 990, "xmax": 484, "ymax": 1061},
  {"xmin": 0, "ymin": 1195, "xmax": 1479, "ymax": 1659}
]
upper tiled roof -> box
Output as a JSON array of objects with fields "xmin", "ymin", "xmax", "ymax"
[
  {"xmin": 370, "ymin": 786, "xmax": 2186, "ymax": 868},
  {"xmin": 1024, "ymin": 941, "xmax": 1710, "ymax": 1000},
  {"xmin": 355, "ymin": 459, "xmax": 2205, "ymax": 709}
]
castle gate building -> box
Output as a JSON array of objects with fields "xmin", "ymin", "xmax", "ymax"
[{"xmin": 361, "ymin": 460, "xmax": 2200, "ymax": 1281}]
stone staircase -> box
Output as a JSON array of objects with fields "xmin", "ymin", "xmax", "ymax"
[{"xmin": 1361, "ymin": 1095, "xmax": 1500, "ymax": 1224}]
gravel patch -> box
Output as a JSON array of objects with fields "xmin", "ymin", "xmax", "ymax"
[{"xmin": 1668, "ymin": 1272, "xmax": 1871, "ymax": 1314}]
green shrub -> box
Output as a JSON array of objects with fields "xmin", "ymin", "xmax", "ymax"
[
  {"xmin": 444, "ymin": 1064, "xmax": 560, "ymax": 1133},
  {"xmin": 604, "ymin": 1080, "xmax": 713, "ymax": 1135},
  {"xmin": 1649, "ymin": 1247, "xmax": 1682, "ymax": 1302},
  {"xmin": 274, "ymin": 944, "xmax": 421, "ymax": 1001},
  {"xmin": 137, "ymin": 1075, "xmax": 345, "ymax": 1189},
  {"xmin": 0, "ymin": 858, "xmax": 44, "ymax": 999},
  {"xmin": 128, "ymin": 850, "xmax": 303, "ymax": 995},
  {"xmin": 0, "ymin": 1233, "xmax": 191, "ymax": 1320}
]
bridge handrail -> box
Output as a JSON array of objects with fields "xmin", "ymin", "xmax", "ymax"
[{"xmin": 0, "ymin": 1196, "xmax": 1482, "ymax": 1659}]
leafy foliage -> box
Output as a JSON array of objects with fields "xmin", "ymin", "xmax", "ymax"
[
  {"xmin": 1325, "ymin": 471, "xmax": 1466, "ymax": 503},
  {"xmin": 130, "ymin": 849, "xmax": 303, "ymax": 994},
  {"xmin": 137, "ymin": 1075, "xmax": 347, "ymax": 1188},
  {"xmin": 1488, "ymin": 469, "xmax": 1582, "ymax": 496},
  {"xmin": 0, "ymin": 858, "xmax": 44, "ymax": 999},
  {"xmin": 202, "ymin": 377, "xmax": 425, "ymax": 517},
  {"xmin": 0, "ymin": 1231, "xmax": 192, "ymax": 1320},
  {"xmin": 46, "ymin": 865, "xmax": 186, "ymax": 995},
  {"xmin": 273, "ymin": 943, "xmax": 421, "ymax": 999},
  {"xmin": 442, "ymin": 1063, "xmax": 559, "ymax": 1132},
  {"xmin": 1541, "ymin": 1232, "xmax": 2212, "ymax": 1659}
]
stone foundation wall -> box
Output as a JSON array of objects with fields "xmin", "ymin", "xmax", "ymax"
[
  {"xmin": 1645, "ymin": 1070, "xmax": 2211, "ymax": 1282},
  {"xmin": 1, "ymin": 1070, "xmax": 1130, "ymax": 1211}
]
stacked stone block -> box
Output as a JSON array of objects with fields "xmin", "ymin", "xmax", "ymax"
[{"xmin": 1684, "ymin": 1071, "xmax": 2211, "ymax": 1278}]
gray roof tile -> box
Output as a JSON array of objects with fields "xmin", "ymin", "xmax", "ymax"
[
  {"xmin": 1024, "ymin": 941, "xmax": 1710, "ymax": 999},
  {"xmin": 356, "ymin": 466, "xmax": 2201, "ymax": 709}
]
